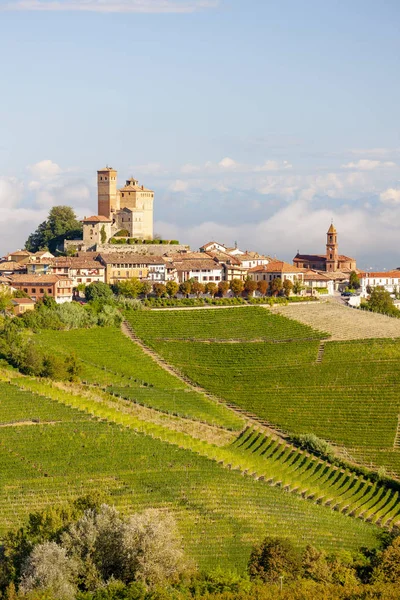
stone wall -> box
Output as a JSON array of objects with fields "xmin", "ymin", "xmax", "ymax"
[{"xmin": 94, "ymin": 243, "xmax": 190, "ymax": 255}]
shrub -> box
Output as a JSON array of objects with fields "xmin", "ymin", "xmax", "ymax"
[
  {"xmin": 114, "ymin": 229, "xmax": 130, "ymax": 237},
  {"xmin": 292, "ymin": 433, "xmax": 336, "ymax": 462},
  {"xmin": 248, "ymin": 536, "xmax": 301, "ymax": 583}
]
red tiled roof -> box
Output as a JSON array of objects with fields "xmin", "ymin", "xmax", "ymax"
[
  {"xmin": 82, "ymin": 215, "xmax": 112, "ymax": 223},
  {"xmin": 249, "ymin": 260, "xmax": 304, "ymax": 274}
]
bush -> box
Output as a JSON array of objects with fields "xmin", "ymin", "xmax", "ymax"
[
  {"xmin": 114, "ymin": 229, "xmax": 130, "ymax": 237},
  {"xmin": 292, "ymin": 433, "xmax": 336, "ymax": 462},
  {"xmin": 248, "ymin": 536, "xmax": 301, "ymax": 583}
]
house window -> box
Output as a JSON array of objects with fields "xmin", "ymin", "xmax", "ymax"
[
  {"xmin": 23, "ymin": 288, "xmax": 28, "ymax": 293},
  {"xmin": 48, "ymin": 289, "xmax": 52, "ymax": 294},
  {"xmin": 40, "ymin": 288, "xmax": 44, "ymax": 293},
  {"xmin": 32, "ymin": 288, "xmax": 36, "ymax": 293},
  {"xmin": 86, "ymin": 278, "xmax": 91, "ymax": 283}
]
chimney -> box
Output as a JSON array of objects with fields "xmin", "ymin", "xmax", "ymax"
[{"xmin": 142, "ymin": 185, "xmax": 144, "ymax": 190}]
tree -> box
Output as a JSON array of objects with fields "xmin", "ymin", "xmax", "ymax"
[
  {"xmin": 269, "ymin": 277, "xmax": 283, "ymax": 296},
  {"xmin": 153, "ymin": 283, "xmax": 166, "ymax": 298},
  {"xmin": 218, "ymin": 281, "xmax": 230, "ymax": 297},
  {"xmin": 230, "ymin": 278, "xmax": 244, "ymax": 297},
  {"xmin": 283, "ymin": 279, "xmax": 293, "ymax": 298},
  {"xmin": 257, "ymin": 280, "xmax": 268, "ymax": 296},
  {"xmin": 191, "ymin": 280, "xmax": 205, "ymax": 297},
  {"xmin": 244, "ymin": 278, "xmax": 257, "ymax": 297},
  {"xmin": 179, "ymin": 281, "xmax": 192, "ymax": 298},
  {"xmin": 100, "ymin": 225, "xmax": 107, "ymax": 244},
  {"xmin": 302, "ymin": 545, "xmax": 332, "ymax": 583},
  {"xmin": 115, "ymin": 278, "xmax": 142, "ymax": 299},
  {"xmin": 84, "ymin": 282, "xmax": 114, "ymax": 303},
  {"xmin": 371, "ymin": 536, "xmax": 400, "ymax": 583},
  {"xmin": 365, "ymin": 287, "xmax": 399, "ymax": 317},
  {"xmin": 349, "ymin": 271, "xmax": 360, "ymax": 290},
  {"xmin": 0, "ymin": 287, "xmax": 12, "ymax": 314},
  {"xmin": 292, "ymin": 277, "xmax": 304, "ymax": 295},
  {"xmin": 205, "ymin": 282, "xmax": 217, "ymax": 297},
  {"xmin": 19, "ymin": 542, "xmax": 77, "ymax": 600},
  {"xmin": 166, "ymin": 280, "xmax": 179, "ymax": 298},
  {"xmin": 141, "ymin": 281, "xmax": 152, "ymax": 298},
  {"xmin": 248, "ymin": 536, "xmax": 301, "ymax": 583},
  {"xmin": 25, "ymin": 206, "xmax": 83, "ymax": 253}
]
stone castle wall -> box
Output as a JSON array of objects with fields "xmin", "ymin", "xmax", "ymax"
[{"xmin": 94, "ymin": 243, "xmax": 190, "ymax": 255}]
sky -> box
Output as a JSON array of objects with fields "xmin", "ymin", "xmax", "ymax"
[{"xmin": 0, "ymin": 0, "xmax": 399, "ymax": 269}]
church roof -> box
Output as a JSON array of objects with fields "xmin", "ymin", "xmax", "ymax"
[
  {"xmin": 82, "ymin": 215, "xmax": 112, "ymax": 223},
  {"xmin": 294, "ymin": 254, "xmax": 326, "ymax": 262},
  {"xmin": 327, "ymin": 223, "xmax": 337, "ymax": 234}
]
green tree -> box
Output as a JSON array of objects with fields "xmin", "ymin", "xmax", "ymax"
[
  {"xmin": 292, "ymin": 277, "xmax": 304, "ymax": 295},
  {"xmin": 302, "ymin": 546, "xmax": 332, "ymax": 583},
  {"xmin": 244, "ymin": 278, "xmax": 257, "ymax": 297},
  {"xmin": 115, "ymin": 278, "xmax": 142, "ymax": 299},
  {"xmin": 179, "ymin": 281, "xmax": 192, "ymax": 298},
  {"xmin": 248, "ymin": 536, "xmax": 301, "ymax": 583},
  {"xmin": 269, "ymin": 277, "xmax": 283, "ymax": 296},
  {"xmin": 365, "ymin": 287, "xmax": 399, "ymax": 317},
  {"xmin": 166, "ymin": 280, "xmax": 179, "ymax": 298},
  {"xmin": 0, "ymin": 287, "xmax": 12, "ymax": 314},
  {"xmin": 84, "ymin": 282, "xmax": 114, "ymax": 303},
  {"xmin": 153, "ymin": 283, "xmax": 167, "ymax": 298},
  {"xmin": 191, "ymin": 280, "xmax": 205, "ymax": 297},
  {"xmin": 218, "ymin": 281, "xmax": 230, "ymax": 297},
  {"xmin": 257, "ymin": 280, "xmax": 268, "ymax": 296},
  {"xmin": 100, "ymin": 225, "xmax": 107, "ymax": 244},
  {"xmin": 371, "ymin": 536, "xmax": 400, "ymax": 583},
  {"xmin": 230, "ymin": 278, "xmax": 244, "ymax": 297},
  {"xmin": 283, "ymin": 279, "xmax": 293, "ymax": 298},
  {"xmin": 205, "ymin": 281, "xmax": 217, "ymax": 297},
  {"xmin": 141, "ymin": 281, "xmax": 152, "ymax": 298},
  {"xmin": 25, "ymin": 206, "xmax": 83, "ymax": 253},
  {"xmin": 349, "ymin": 271, "xmax": 360, "ymax": 290}
]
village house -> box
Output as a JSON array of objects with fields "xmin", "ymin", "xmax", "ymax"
[
  {"xmin": 9, "ymin": 274, "xmax": 73, "ymax": 303},
  {"xmin": 358, "ymin": 270, "xmax": 400, "ymax": 295},
  {"xmin": 97, "ymin": 253, "xmax": 166, "ymax": 284},
  {"xmin": 11, "ymin": 298, "xmax": 36, "ymax": 315},
  {"xmin": 47, "ymin": 257, "xmax": 106, "ymax": 287},
  {"xmin": 164, "ymin": 252, "xmax": 224, "ymax": 284},
  {"xmin": 303, "ymin": 270, "xmax": 334, "ymax": 295},
  {"xmin": 248, "ymin": 260, "xmax": 305, "ymax": 285}
]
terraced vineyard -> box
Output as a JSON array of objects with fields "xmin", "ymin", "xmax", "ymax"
[
  {"xmin": 36, "ymin": 328, "xmax": 243, "ymax": 431},
  {"xmin": 128, "ymin": 308, "xmax": 400, "ymax": 477},
  {"xmin": 0, "ymin": 374, "xmax": 380, "ymax": 571}
]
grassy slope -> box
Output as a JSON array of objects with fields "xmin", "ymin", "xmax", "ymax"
[
  {"xmin": 128, "ymin": 308, "xmax": 400, "ymax": 477},
  {"xmin": 36, "ymin": 328, "xmax": 243, "ymax": 431},
  {"xmin": 0, "ymin": 378, "xmax": 380, "ymax": 572}
]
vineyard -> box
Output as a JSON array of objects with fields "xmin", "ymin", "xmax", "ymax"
[
  {"xmin": 127, "ymin": 308, "xmax": 400, "ymax": 478},
  {"xmin": 0, "ymin": 373, "xmax": 380, "ymax": 572},
  {"xmin": 36, "ymin": 328, "xmax": 243, "ymax": 431}
]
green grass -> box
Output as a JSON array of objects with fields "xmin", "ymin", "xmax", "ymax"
[
  {"xmin": 0, "ymin": 382, "xmax": 381, "ymax": 572},
  {"xmin": 35, "ymin": 328, "xmax": 243, "ymax": 431},
  {"xmin": 126, "ymin": 306, "xmax": 328, "ymax": 341},
  {"xmin": 127, "ymin": 310, "xmax": 400, "ymax": 477}
]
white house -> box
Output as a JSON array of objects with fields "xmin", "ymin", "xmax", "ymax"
[
  {"xmin": 303, "ymin": 270, "xmax": 334, "ymax": 295},
  {"xmin": 358, "ymin": 270, "xmax": 400, "ymax": 295},
  {"xmin": 167, "ymin": 253, "xmax": 224, "ymax": 284},
  {"xmin": 248, "ymin": 260, "xmax": 305, "ymax": 284}
]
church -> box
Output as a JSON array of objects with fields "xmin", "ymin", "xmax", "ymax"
[{"xmin": 293, "ymin": 224, "xmax": 356, "ymax": 273}]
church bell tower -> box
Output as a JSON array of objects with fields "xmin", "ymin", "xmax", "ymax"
[{"xmin": 326, "ymin": 223, "xmax": 338, "ymax": 272}]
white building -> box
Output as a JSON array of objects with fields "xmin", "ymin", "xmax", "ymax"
[{"xmin": 358, "ymin": 270, "xmax": 400, "ymax": 295}]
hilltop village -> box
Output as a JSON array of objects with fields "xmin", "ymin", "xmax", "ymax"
[{"xmin": 1, "ymin": 166, "xmax": 399, "ymax": 309}]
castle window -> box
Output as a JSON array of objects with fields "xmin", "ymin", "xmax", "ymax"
[{"xmin": 122, "ymin": 194, "xmax": 124, "ymax": 198}]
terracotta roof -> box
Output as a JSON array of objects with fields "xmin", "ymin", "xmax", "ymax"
[
  {"xmin": 82, "ymin": 215, "xmax": 112, "ymax": 223},
  {"xmin": 0, "ymin": 261, "xmax": 26, "ymax": 271},
  {"xmin": 204, "ymin": 250, "xmax": 242, "ymax": 266},
  {"xmin": 303, "ymin": 270, "xmax": 332, "ymax": 281},
  {"xmin": 173, "ymin": 259, "xmax": 223, "ymax": 272},
  {"xmin": 9, "ymin": 250, "xmax": 32, "ymax": 256},
  {"xmin": 199, "ymin": 241, "xmax": 226, "ymax": 250},
  {"xmin": 358, "ymin": 270, "xmax": 400, "ymax": 279},
  {"xmin": 98, "ymin": 253, "xmax": 165, "ymax": 265},
  {"xmin": 47, "ymin": 257, "xmax": 105, "ymax": 269},
  {"xmin": 12, "ymin": 298, "xmax": 35, "ymax": 305},
  {"xmin": 249, "ymin": 260, "xmax": 304, "ymax": 274},
  {"xmin": 9, "ymin": 274, "xmax": 62, "ymax": 284},
  {"xmin": 338, "ymin": 254, "xmax": 355, "ymax": 262}
]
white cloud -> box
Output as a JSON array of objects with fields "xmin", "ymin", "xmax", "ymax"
[
  {"xmin": 181, "ymin": 163, "xmax": 201, "ymax": 174},
  {"xmin": 218, "ymin": 157, "xmax": 238, "ymax": 170},
  {"xmin": 169, "ymin": 179, "xmax": 190, "ymax": 192},
  {"xmin": 0, "ymin": 176, "xmax": 24, "ymax": 208},
  {"xmin": 342, "ymin": 159, "xmax": 396, "ymax": 171},
  {"xmin": 380, "ymin": 188, "xmax": 400, "ymax": 205},
  {"xmin": 1, "ymin": 0, "xmax": 218, "ymax": 12},
  {"xmin": 130, "ymin": 163, "xmax": 169, "ymax": 176},
  {"xmin": 28, "ymin": 159, "xmax": 62, "ymax": 179},
  {"xmin": 254, "ymin": 160, "xmax": 292, "ymax": 172}
]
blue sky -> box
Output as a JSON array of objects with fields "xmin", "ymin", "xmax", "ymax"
[{"xmin": 0, "ymin": 0, "xmax": 399, "ymax": 268}]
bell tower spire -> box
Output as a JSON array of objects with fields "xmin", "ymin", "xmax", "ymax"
[{"xmin": 326, "ymin": 222, "xmax": 338, "ymax": 272}]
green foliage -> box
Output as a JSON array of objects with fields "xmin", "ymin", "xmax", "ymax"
[
  {"xmin": 0, "ymin": 287, "xmax": 13, "ymax": 313},
  {"xmin": 292, "ymin": 277, "xmax": 304, "ymax": 295},
  {"xmin": 25, "ymin": 206, "xmax": 83, "ymax": 253},
  {"xmin": 114, "ymin": 278, "xmax": 143, "ymax": 299},
  {"xmin": 292, "ymin": 433, "xmax": 336, "ymax": 462},
  {"xmin": 204, "ymin": 282, "xmax": 217, "ymax": 297},
  {"xmin": 229, "ymin": 279, "xmax": 244, "ymax": 297},
  {"xmin": 153, "ymin": 283, "xmax": 167, "ymax": 298},
  {"xmin": 248, "ymin": 537, "xmax": 301, "ymax": 582},
  {"xmin": 114, "ymin": 230, "xmax": 130, "ymax": 237},
  {"xmin": 269, "ymin": 277, "xmax": 282, "ymax": 296},
  {"xmin": 283, "ymin": 279, "xmax": 293, "ymax": 298},
  {"xmin": 85, "ymin": 282, "xmax": 114, "ymax": 303},
  {"xmin": 349, "ymin": 272, "xmax": 360, "ymax": 290},
  {"xmin": 166, "ymin": 281, "xmax": 179, "ymax": 298},
  {"xmin": 362, "ymin": 287, "xmax": 400, "ymax": 318},
  {"xmin": 100, "ymin": 226, "xmax": 107, "ymax": 244},
  {"xmin": 371, "ymin": 537, "xmax": 400, "ymax": 583},
  {"xmin": 179, "ymin": 281, "xmax": 191, "ymax": 297}
]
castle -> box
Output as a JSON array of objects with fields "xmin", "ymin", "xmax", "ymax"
[
  {"xmin": 293, "ymin": 223, "xmax": 356, "ymax": 273},
  {"xmin": 83, "ymin": 167, "xmax": 154, "ymax": 246}
]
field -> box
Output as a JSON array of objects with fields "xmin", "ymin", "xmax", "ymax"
[
  {"xmin": 36, "ymin": 328, "xmax": 243, "ymax": 431},
  {"xmin": 127, "ymin": 307, "xmax": 400, "ymax": 477},
  {"xmin": 0, "ymin": 376, "xmax": 380, "ymax": 572}
]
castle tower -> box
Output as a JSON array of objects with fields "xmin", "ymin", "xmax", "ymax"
[
  {"xmin": 326, "ymin": 223, "xmax": 338, "ymax": 272},
  {"xmin": 97, "ymin": 167, "xmax": 119, "ymax": 218}
]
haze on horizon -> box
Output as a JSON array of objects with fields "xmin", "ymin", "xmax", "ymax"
[{"xmin": 0, "ymin": 0, "xmax": 399, "ymax": 270}]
